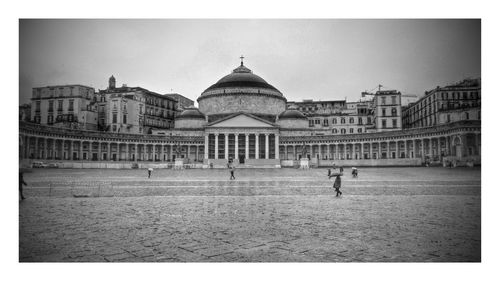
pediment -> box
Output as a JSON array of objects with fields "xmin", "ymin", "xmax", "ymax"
[{"xmin": 208, "ymin": 113, "xmax": 275, "ymax": 128}]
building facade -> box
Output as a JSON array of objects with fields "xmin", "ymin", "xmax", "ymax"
[
  {"xmin": 20, "ymin": 62, "xmax": 481, "ymax": 168},
  {"xmin": 402, "ymin": 78, "xmax": 481, "ymax": 129},
  {"xmin": 165, "ymin": 93, "xmax": 195, "ymax": 111},
  {"xmin": 31, "ymin": 85, "xmax": 98, "ymax": 130}
]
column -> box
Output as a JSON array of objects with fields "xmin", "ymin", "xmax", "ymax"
[
  {"xmin": 124, "ymin": 143, "xmax": 128, "ymax": 161},
  {"xmin": 51, "ymin": 139, "xmax": 56, "ymax": 159},
  {"xmin": 245, "ymin": 134, "xmax": 249, "ymax": 159},
  {"xmin": 204, "ymin": 134, "xmax": 209, "ymax": 160},
  {"xmin": 369, "ymin": 142, "xmax": 372, "ymax": 159},
  {"xmin": 412, "ymin": 139, "xmax": 417, "ymax": 158},
  {"xmin": 437, "ymin": 138, "xmax": 442, "ymax": 159},
  {"xmin": 275, "ymin": 134, "xmax": 280, "ymax": 160},
  {"xmin": 79, "ymin": 141, "xmax": 83, "ymax": 160},
  {"xmin": 265, "ymin": 134, "xmax": 269, "ymax": 159},
  {"xmin": 363, "ymin": 142, "xmax": 366, "ymax": 159},
  {"xmin": 343, "ymin": 143, "xmax": 347, "ymax": 160},
  {"xmin": 224, "ymin": 134, "xmax": 229, "ymax": 160},
  {"xmin": 98, "ymin": 142, "xmax": 102, "ymax": 161},
  {"xmin": 195, "ymin": 145, "xmax": 199, "ymax": 161},
  {"xmin": 327, "ymin": 144, "xmax": 331, "ymax": 160},
  {"xmin": 377, "ymin": 141, "xmax": 382, "ymax": 159},
  {"xmin": 214, "ymin": 134, "xmax": 219, "ymax": 159},
  {"xmin": 396, "ymin": 140, "xmax": 400, "ymax": 159},
  {"xmin": 421, "ymin": 139, "xmax": 425, "ymax": 159},
  {"xmin": 446, "ymin": 136, "xmax": 450, "ymax": 156},
  {"xmin": 107, "ymin": 142, "xmax": 111, "ymax": 161},
  {"xmin": 255, "ymin": 134, "xmax": 260, "ymax": 159},
  {"xmin": 169, "ymin": 144, "xmax": 174, "ymax": 161},
  {"xmin": 134, "ymin": 144, "xmax": 138, "ymax": 162},
  {"xmin": 235, "ymin": 133, "xmax": 239, "ymax": 161},
  {"xmin": 187, "ymin": 145, "xmax": 191, "ymax": 160},
  {"xmin": 386, "ymin": 141, "xmax": 390, "ymax": 159}
]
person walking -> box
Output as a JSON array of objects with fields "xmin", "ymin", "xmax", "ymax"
[
  {"xmin": 229, "ymin": 162, "xmax": 236, "ymax": 180},
  {"xmin": 148, "ymin": 167, "xmax": 153, "ymax": 178},
  {"xmin": 19, "ymin": 172, "xmax": 27, "ymax": 200},
  {"xmin": 329, "ymin": 174, "xmax": 342, "ymax": 197}
]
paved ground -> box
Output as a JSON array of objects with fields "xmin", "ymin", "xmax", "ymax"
[{"xmin": 19, "ymin": 167, "xmax": 481, "ymax": 262}]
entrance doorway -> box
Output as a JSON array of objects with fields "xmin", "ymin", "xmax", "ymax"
[{"xmin": 239, "ymin": 154, "xmax": 245, "ymax": 164}]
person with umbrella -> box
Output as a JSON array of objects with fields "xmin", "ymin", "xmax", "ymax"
[{"xmin": 148, "ymin": 167, "xmax": 153, "ymax": 178}]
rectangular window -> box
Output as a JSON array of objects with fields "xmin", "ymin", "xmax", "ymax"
[
  {"xmin": 68, "ymin": 100, "xmax": 74, "ymax": 111},
  {"xmin": 323, "ymin": 119, "xmax": 328, "ymax": 126},
  {"xmin": 48, "ymin": 100, "xmax": 54, "ymax": 112},
  {"xmin": 391, "ymin": 96, "xmax": 396, "ymax": 104},
  {"xmin": 392, "ymin": 119, "xmax": 397, "ymax": 128},
  {"xmin": 382, "ymin": 120, "xmax": 386, "ymax": 128},
  {"xmin": 58, "ymin": 100, "xmax": 63, "ymax": 111},
  {"xmin": 123, "ymin": 115, "xmax": 127, "ymax": 124},
  {"xmin": 47, "ymin": 115, "xmax": 53, "ymax": 124},
  {"xmin": 381, "ymin": 97, "xmax": 386, "ymax": 105},
  {"xmin": 113, "ymin": 113, "xmax": 117, "ymax": 123},
  {"xmin": 382, "ymin": 108, "xmax": 386, "ymax": 117}
]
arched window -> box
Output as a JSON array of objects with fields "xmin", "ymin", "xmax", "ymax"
[
  {"xmin": 391, "ymin": 108, "xmax": 397, "ymax": 116},
  {"xmin": 341, "ymin": 128, "xmax": 346, "ymax": 134},
  {"xmin": 349, "ymin": 118, "xmax": 354, "ymax": 123},
  {"xmin": 341, "ymin": 118, "xmax": 345, "ymax": 124},
  {"xmin": 332, "ymin": 128, "xmax": 337, "ymax": 134},
  {"xmin": 332, "ymin": 118, "xmax": 337, "ymax": 124},
  {"xmin": 358, "ymin": 128, "xmax": 362, "ymax": 133},
  {"xmin": 358, "ymin": 117, "xmax": 363, "ymax": 124},
  {"xmin": 349, "ymin": 128, "xmax": 354, "ymax": 133}
]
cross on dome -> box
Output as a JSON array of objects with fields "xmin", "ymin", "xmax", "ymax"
[{"xmin": 240, "ymin": 55, "xmax": 244, "ymax": 66}]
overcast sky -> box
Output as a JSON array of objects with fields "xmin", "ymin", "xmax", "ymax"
[{"xmin": 19, "ymin": 19, "xmax": 480, "ymax": 105}]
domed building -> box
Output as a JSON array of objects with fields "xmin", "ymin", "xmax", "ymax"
[
  {"xmin": 174, "ymin": 107, "xmax": 206, "ymax": 128},
  {"xmin": 277, "ymin": 106, "xmax": 309, "ymax": 128},
  {"xmin": 197, "ymin": 60, "xmax": 287, "ymax": 123}
]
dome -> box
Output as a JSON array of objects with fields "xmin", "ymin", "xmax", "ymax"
[
  {"xmin": 198, "ymin": 63, "xmax": 285, "ymax": 101},
  {"xmin": 176, "ymin": 107, "xmax": 205, "ymax": 120},
  {"xmin": 278, "ymin": 108, "xmax": 307, "ymax": 120}
]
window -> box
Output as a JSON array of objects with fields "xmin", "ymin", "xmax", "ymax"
[
  {"xmin": 391, "ymin": 96, "xmax": 396, "ymax": 104},
  {"xmin": 332, "ymin": 128, "xmax": 337, "ymax": 134},
  {"xmin": 463, "ymin": 92, "xmax": 467, "ymax": 99},
  {"xmin": 349, "ymin": 128, "xmax": 354, "ymax": 133},
  {"xmin": 392, "ymin": 119, "xmax": 397, "ymax": 128},
  {"xmin": 314, "ymin": 119, "xmax": 320, "ymax": 125},
  {"xmin": 381, "ymin": 97, "xmax": 386, "ymax": 105},
  {"xmin": 358, "ymin": 128, "xmax": 362, "ymax": 133},
  {"xmin": 68, "ymin": 100, "xmax": 74, "ymax": 111},
  {"xmin": 341, "ymin": 128, "xmax": 346, "ymax": 134},
  {"xmin": 367, "ymin": 117, "xmax": 371, "ymax": 124},
  {"xmin": 332, "ymin": 118, "xmax": 337, "ymax": 124},
  {"xmin": 123, "ymin": 114, "xmax": 127, "ymax": 124},
  {"xmin": 391, "ymin": 108, "xmax": 397, "ymax": 116},
  {"xmin": 57, "ymin": 100, "xmax": 63, "ymax": 111},
  {"xmin": 341, "ymin": 118, "xmax": 345, "ymax": 124},
  {"xmin": 47, "ymin": 115, "xmax": 53, "ymax": 124},
  {"xmin": 139, "ymin": 104, "xmax": 143, "ymax": 114},
  {"xmin": 382, "ymin": 108, "xmax": 386, "ymax": 117},
  {"xmin": 349, "ymin": 117, "xmax": 354, "ymax": 124},
  {"xmin": 382, "ymin": 120, "xmax": 386, "ymax": 128},
  {"xmin": 112, "ymin": 113, "xmax": 117, "ymax": 123},
  {"xmin": 447, "ymin": 114, "xmax": 450, "ymax": 123},
  {"xmin": 465, "ymin": 112, "xmax": 469, "ymax": 120},
  {"xmin": 309, "ymin": 120, "xmax": 314, "ymax": 127},
  {"xmin": 323, "ymin": 119, "xmax": 329, "ymax": 126},
  {"xmin": 358, "ymin": 117, "xmax": 363, "ymax": 124},
  {"xmin": 48, "ymin": 100, "xmax": 54, "ymax": 112}
]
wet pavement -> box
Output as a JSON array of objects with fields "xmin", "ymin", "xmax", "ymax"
[{"xmin": 19, "ymin": 167, "xmax": 481, "ymax": 262}]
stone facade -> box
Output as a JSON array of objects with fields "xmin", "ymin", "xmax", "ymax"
[{"xmin": 198, "ymin": 92, "xmax": 286, "ymax": 118}]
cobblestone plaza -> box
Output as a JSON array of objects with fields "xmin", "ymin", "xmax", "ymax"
[{"xmin": 19, "ymin": 167, "xmax": 480, "ymax": 262}]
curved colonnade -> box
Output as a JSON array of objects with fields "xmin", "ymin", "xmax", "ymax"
[{"xmin": 19, "ymin": 121, "xmax": 480, "ymax": 167}]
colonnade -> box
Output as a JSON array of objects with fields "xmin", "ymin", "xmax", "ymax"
[
  {"xmin": 204, "ymin": 132, "xmax": 279, "ymax": 161},
  {"xmin": 280, "ymin": 133, "xmax": 481, "ymax": 161},
  {"xmin": 20, "ymin": 135, "xmax": 204, "ymax": 162}
]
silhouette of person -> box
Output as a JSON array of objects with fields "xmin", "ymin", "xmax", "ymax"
[
  {"xmin": 333, "ymin": 174, "xmax": 342, "ymax": 197},
  {"xmin": 19, "ymin": 172, "xmax": 27, "ymax": 200}
]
